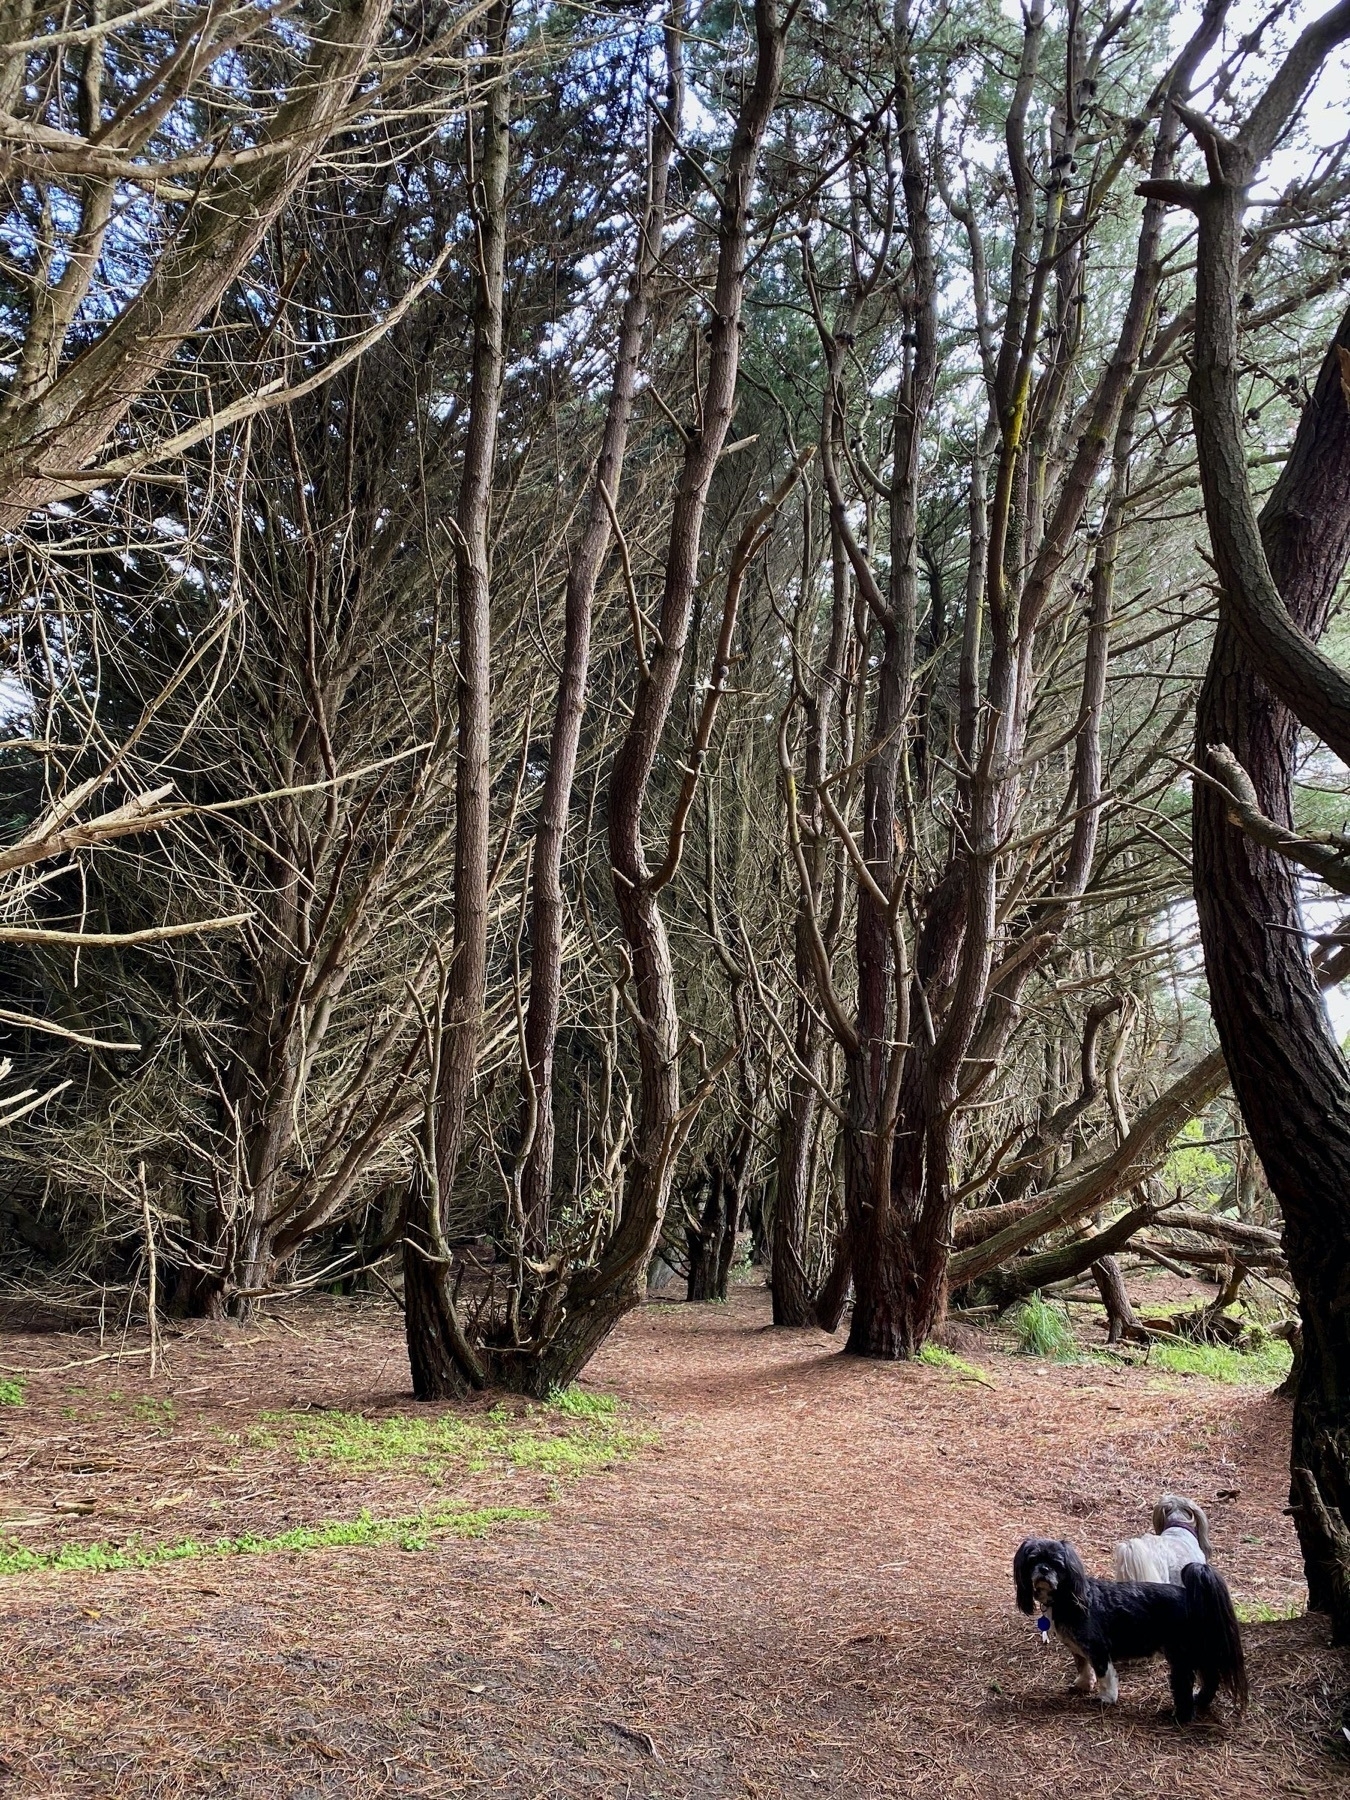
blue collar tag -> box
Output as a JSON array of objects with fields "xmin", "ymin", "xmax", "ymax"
[{"xmin": 1036, "ymin": 1616, "xmax": 1051, "ymax": 1645}]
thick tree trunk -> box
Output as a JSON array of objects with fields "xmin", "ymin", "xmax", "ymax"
[
  {"xmin": 403, "ymin": 1166, "xmax": 483, "ymax": 1400},
  {"xmin": 1192, "ymin": 304, "xmax": 1350, "ymax": 1631},
  {"xmin": 1163, "ymin": 29, "xmax": 1350, "ymax": 1630}
]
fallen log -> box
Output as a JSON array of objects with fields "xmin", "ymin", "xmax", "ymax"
[{"xmin": 950, "ymin": 1048, "xmax": 1228, "ymax": 1289}]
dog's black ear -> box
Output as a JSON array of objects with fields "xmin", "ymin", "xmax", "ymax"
[
  {"xmin": 1013, "ymin": 1540, "xmax": 1037, "ymax": 1614},
  {"xmin": 1059, "ymin": 1541, "xmax": 1089, "ymax": 1609}
]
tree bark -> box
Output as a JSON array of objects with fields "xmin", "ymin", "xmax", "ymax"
[
  {"xmin": 1091, "ymin": 1256, "xmax": 1142, "ymax": 1345},
  {"xmin": 402, "ymin": 4, "xmax": 512, "ymax": 1398},
  {"xmin": 687, "ymin": 1138, "xmax": 746, "ymax": 1303},
  {"xmin": 1160, "ymin": 9, "xmax": 1350, "ymax": 1629},
  {"xmin": 949, "ymin": 1048, "xmax": 1229, "ymax": 1288},
  {"xmin": 1192, "ymin": 295, "xmax": 1350, "ymax": 1631},
  {"xmin": 515, "ymin": 10, "xmax": 684, "ymax": 1255},
  {"xmin": 506, "ymin": 0, "xmax": 789, "ymax": 1395}
]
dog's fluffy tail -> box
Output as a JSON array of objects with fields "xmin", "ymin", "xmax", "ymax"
[
  {"xmin": 1113, "ymin": 1538, "xmax": 1165, "ymax": 1584},
  {"xmin": 1181, "ymin": 1562, "xmax": 1248, "ymax": 1711}
]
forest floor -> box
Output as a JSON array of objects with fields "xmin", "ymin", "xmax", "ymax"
[{"xmin": 0, "ymin": 1280, "xmax": 1346, "ymax": 1799}]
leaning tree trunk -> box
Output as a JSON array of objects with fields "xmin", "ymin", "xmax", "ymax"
[
  {"xmin": 402, "ymin": 5, "xmax": 512, "ymax": 1399},
  {"xmin": 1161, "ymin": 20, "xmax": 1350, "ymax": 1630},
  {"xmin": 1191, "ymin": 302, "xmax": 1350, "ymax": 1627}
]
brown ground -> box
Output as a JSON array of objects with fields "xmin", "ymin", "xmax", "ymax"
[{"xmin": 0, "ymin": 1284, "xmax": 1347, "ymax": 1799}]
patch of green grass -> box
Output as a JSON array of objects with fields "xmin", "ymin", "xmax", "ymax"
[
  {"xmin": 1011, "ymin": 1292, "xmax": 1078, "ymax": 1360},
  {"xmin": 0, "ymin": 1505, "xmax": 542, "ymax": 1578},
  {"xmin": 1149, "ymin": 1336, "xmax": 1293, "ymax": 1387},
  {"xmin": 547, "ymin": 1385, "xmax": 619, "ymax": 1420},
  {"xmin": 0, "ymin": 1378, "xmax": 23, "ymax": 1407},
  {"xmin": 283, "ymin": 1397, "xmax": 651, "ymax": 1482},
  {"xmin": 918, "ymin": 1344, "xmax": 994, "ymax": 1386},
  {"xmin": 1235, "ymin": 1597, "xmax": 1304, "ymax": 1623}
]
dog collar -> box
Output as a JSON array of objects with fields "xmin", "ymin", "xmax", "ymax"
[{"xmin": 1162, "ymin": 1517, "xmax": 1199, "ymax": 1540}]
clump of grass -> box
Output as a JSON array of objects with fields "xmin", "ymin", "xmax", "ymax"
[
  {"xmin": 1149, "ymin": 1336, "xmax": 1293, "ymax": 1387},
  {"xmin": 918, "ymin": 1343, "xmax": 994, "ymax": 1386},
  {"xmin": 285, "ymin": 1396, "xmax": 651, "ymax": 1481},
  {"xmin": 547, "ymin": 1385, "xmax": 619, "ymax": 1420},
  {"xmin": 1011, "ymin": 1293, "xmax": 1078, "ymax": 1360},
  {"xmin": 0, "ymin": 1378, "xmax": 23, "ymax": 1407},
  {"xmin": 1235, "ymin": 1597, "xmax": 1304, "ymax": 1623},
  {"xmin": 0, "ymin": 1505, "xmax": 541, "ymax": 1578}
]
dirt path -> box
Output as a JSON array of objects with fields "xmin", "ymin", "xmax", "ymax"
[{"xmin": 0, "ymin": 1288, "xmax": 1345, "ymax": 1798}]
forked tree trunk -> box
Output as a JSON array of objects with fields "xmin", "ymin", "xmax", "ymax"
[
  {"xmin": 515, "ymin": 10, "xmax": 684, "ymax": 1254},
  {"xmin": 402, "ymin": 4, "xmax": 512, "ymax": 1398},
  {"xmin": 506, "ymin": 1, "xmax": 790, "ymax": 1395}
]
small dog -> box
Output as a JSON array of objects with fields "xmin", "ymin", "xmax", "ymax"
[
  {"xmin": 1014, "ymin": 1537, "xmax": 1247, "ymax": 1722},
  {"xmin": 1113, "ymin": 1494, "xmax": 1212, "ymax": 1585}
]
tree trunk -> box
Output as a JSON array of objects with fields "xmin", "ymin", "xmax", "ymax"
[
  {"xmin": 1091, "ymin": 1256, "xmax": 1141, "ymax": 1346},
  {"xmin": 519, "ymin": 1, "xmax": 789, "ymax": 1390},
  {"xmin": 983, "ymin": 1198, "xmax": 1159, "ymax": 1313},
  {"xmin": 687, "ymin": 1158, "xmax": 741, "ymax": 1303},
  {"xmin": 402, "ymin": 5, "xmax": 512, "ymax": 1398},
  {"xmin": 403, "ymin": 1165, "xmax": 483, "ymax": 1400},
  {"xmin": 515, "ymin": 12, "xmax": 683, "ymax": 1255},
  {"xmin": 771, "ymin": 1065, "xmax": 819, "ymax": 1325},
  {"xmin": 1191, "ymin": 301, "xmax": 1350, "ymax": 1630},
  {"xmin": 1166, "ymin": 36, "xmax": 1350, "ymax": 1631}
]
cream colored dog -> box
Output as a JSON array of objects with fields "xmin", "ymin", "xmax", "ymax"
[{"xmin": 1113, "ymin": 1495, "xmax": 1212, "ymax": 1584}]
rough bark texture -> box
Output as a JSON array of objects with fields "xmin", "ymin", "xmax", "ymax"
[
  {"xmin": 1091, "ymin": 1255, "xmax": 1142, "ymax": 1345},
  {"xmin": 1192, "ymin": 299, "xmax": 1350, "ymax": 1631}
]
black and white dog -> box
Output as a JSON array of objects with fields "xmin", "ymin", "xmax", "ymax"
[{"xmin": 1014, "ymin": 1537, "xmax": 1247, "ymax": 1722}]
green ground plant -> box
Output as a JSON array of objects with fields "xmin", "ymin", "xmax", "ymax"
[
  {"xmin": 270, "ymin": 1385, "xmax": 651, "ymax": 1481},
  {"xmin": 0, "ymin": 1379, "xmax": 23, "ymax": 1406},
  {"xmin": 1234, "ymin": 1597, "xmax": 1304, "ymax": 1623},
  {"xmin": 917, "ymin": 1344, "xmax": 994, "ymax": 1385},
  {"xmin": 0, "ymin": 1505, "xmax": 542, "ymax": 1577},
  {"xmin": 1148, "ymin": 1337, "xmax": 1293, "ymax": 1387},
  {"xmin": 1011, "ymin": 1294, "xmax": 1079, "ymax": 1360}
]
